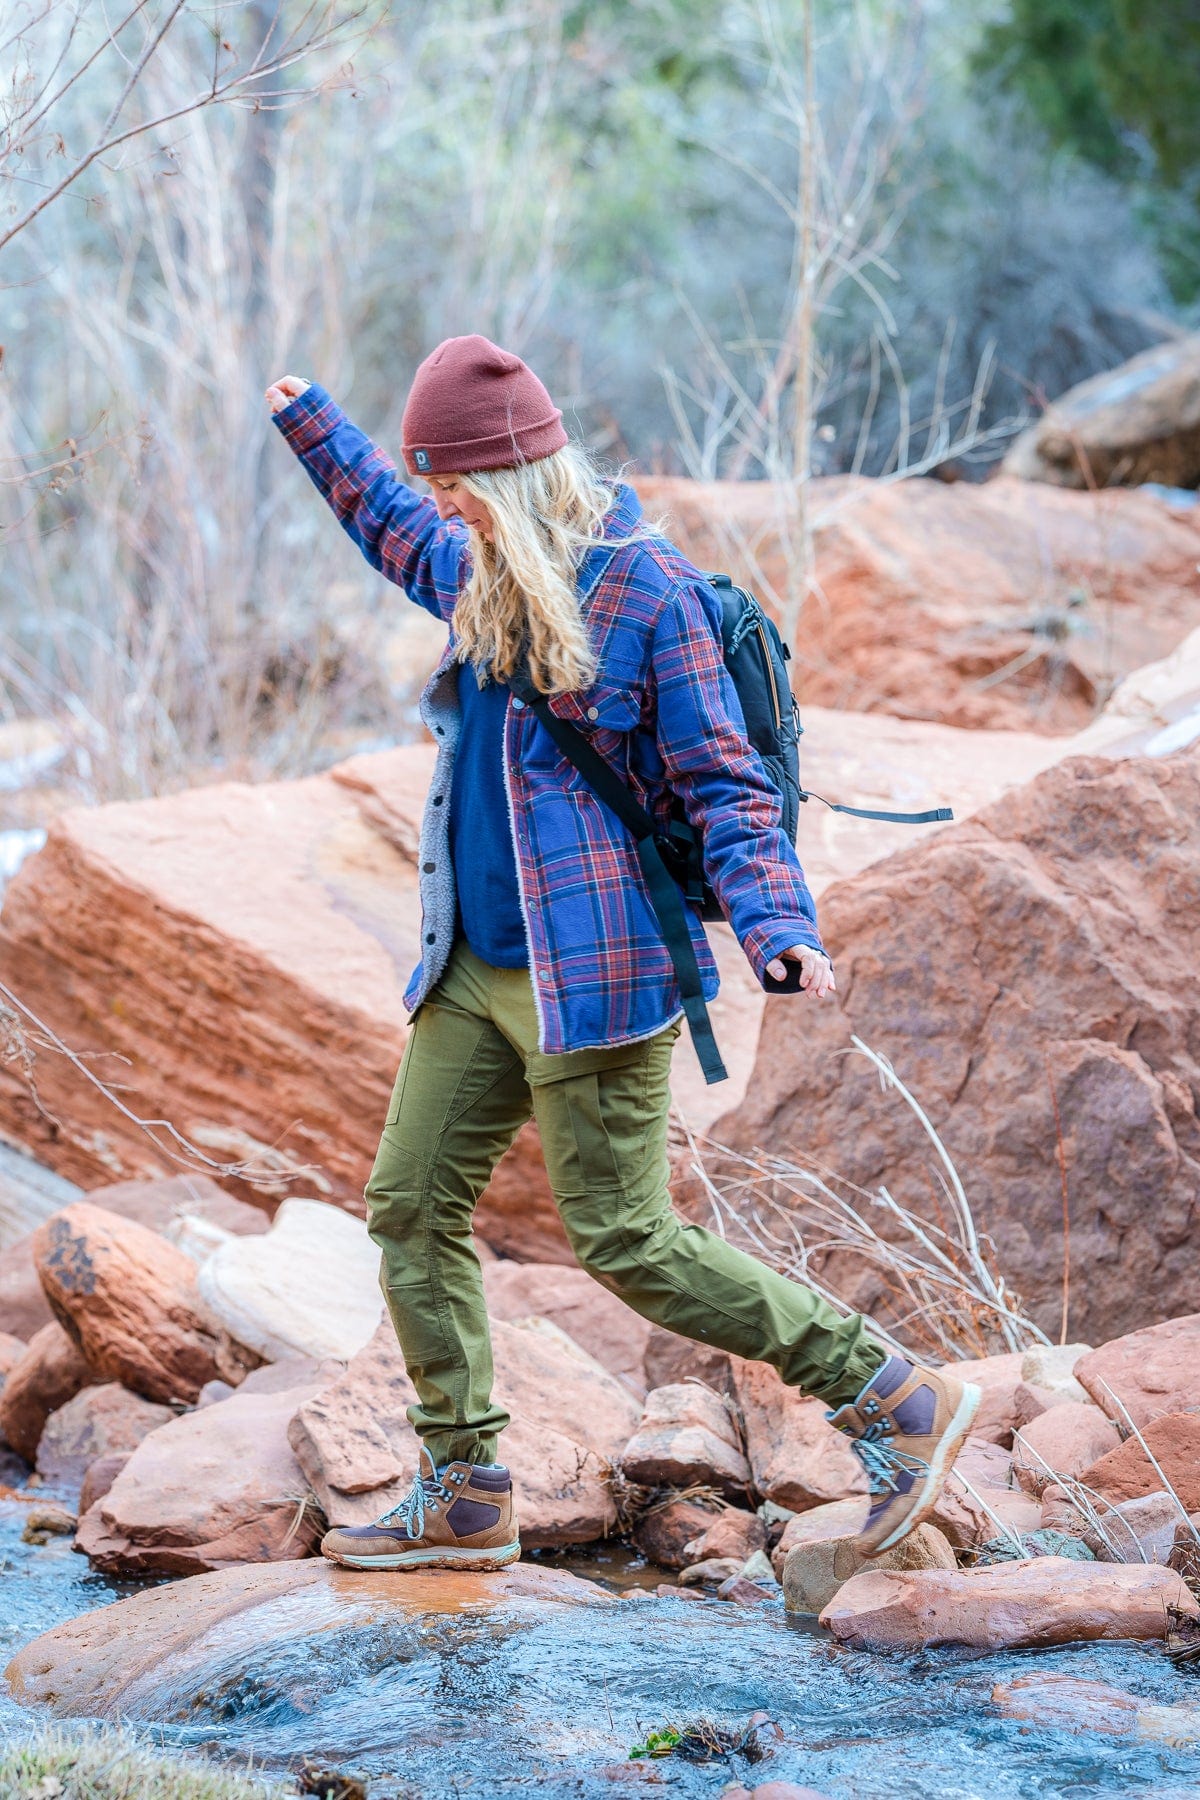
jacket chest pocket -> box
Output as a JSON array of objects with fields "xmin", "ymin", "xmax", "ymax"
[{"xmin": 548, "ymin": 681, "xmax": 642, "ymax": 734}]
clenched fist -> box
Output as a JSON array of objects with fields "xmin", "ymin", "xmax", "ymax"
[{"xmin": 265, "ymin": 375, "xmax": 311, "ymax": 415}]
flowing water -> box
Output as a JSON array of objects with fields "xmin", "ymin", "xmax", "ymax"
[{"xmin": 3, "ymin": 1497, "xmax": 1200, "ymax": 1799}]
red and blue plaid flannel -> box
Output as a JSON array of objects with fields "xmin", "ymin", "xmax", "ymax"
[{"xmin": 275, "ymin": 385, "xmax": 825, "ymax": 1057}]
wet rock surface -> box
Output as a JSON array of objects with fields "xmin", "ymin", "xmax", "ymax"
[
  {"xmin": 6, "ymin": 1508, "xmax": 1200, "ymax": 1799},
  {"xmin": 822, "ymin": 1557, "xmax": 1199, "ymax": 1652}
]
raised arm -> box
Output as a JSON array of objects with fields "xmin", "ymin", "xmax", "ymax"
[{"xmin": 267, "ymin": 377, "xmax": 467, "ymax": 622}]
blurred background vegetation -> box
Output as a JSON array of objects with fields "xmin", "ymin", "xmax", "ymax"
[{"xmin": 1, "ymin": 0, "xmax": 1196, "ymax": 799}]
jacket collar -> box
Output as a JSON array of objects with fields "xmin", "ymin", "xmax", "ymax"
[{"xmin": 577, "ymin": 482, "xmax": 644, "ymax": 598}]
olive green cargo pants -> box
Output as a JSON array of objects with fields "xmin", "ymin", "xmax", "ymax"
[{"xmin": 365, "ymin": 938, "xmax": 885, "ymax": 1467}]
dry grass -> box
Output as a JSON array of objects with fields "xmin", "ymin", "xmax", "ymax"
[
  {"xmin": 676, "ymin": 1036, "xmax": 1049, "ymax": 1364},
  {"xmin": 0, "ymin": 1722, "xmax": 296, "ymax": 1800}
]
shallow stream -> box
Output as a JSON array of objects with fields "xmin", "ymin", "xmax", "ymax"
[{"xmin": 3, "ymin": 1497, "xmax": 1200, "ymax": 1798}]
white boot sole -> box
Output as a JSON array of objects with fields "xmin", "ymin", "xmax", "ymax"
[{"xmin": 323, "ymin": 1540, "xmax": 522, "ymax": 1572}]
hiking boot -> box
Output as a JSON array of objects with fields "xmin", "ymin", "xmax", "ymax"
[
  {"xmin": 320, "ymin": 1447, "xmax": 520, "ymax": 1571},
  {"xmin": 827, "ymin": 1356, "xmax": 980, "ymax": 1557}
]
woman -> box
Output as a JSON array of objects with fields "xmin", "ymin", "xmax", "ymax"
[{"xmin": 266, "ymin": 335, "xmax": 978, "ymax": 1573}]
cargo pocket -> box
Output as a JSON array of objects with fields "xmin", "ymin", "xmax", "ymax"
[{"xmin": 530, "ymin": 1023, "xmax": 680, "ymax": 1199}]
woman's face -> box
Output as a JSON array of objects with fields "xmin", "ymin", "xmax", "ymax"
[{"xmin": 428, "ymin": 473, "xmax": 495, "ymax": 541}]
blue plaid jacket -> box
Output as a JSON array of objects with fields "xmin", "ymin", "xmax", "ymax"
[{"xmin": 275, "ymin": 385, "xmax": 825, "ymax": 1056}]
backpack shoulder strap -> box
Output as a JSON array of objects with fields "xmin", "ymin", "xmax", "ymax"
[{"xmin": 508, "ymin": 665, "xmax": 728, "ymax": 1086}]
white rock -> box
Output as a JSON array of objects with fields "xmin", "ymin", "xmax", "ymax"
[
  {"xmin": 197, "ymin": 1198, "xmax": 383, "ymax": 1362},
  {"xmin": 1022, "ymin": 1343, "xmax": 1092, "ymax": 1404}
]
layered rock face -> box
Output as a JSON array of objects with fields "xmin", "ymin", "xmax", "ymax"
[
  {"xmin": 704, "ymin": 749, "xmax": 1200, "ymax": 1343},
  {"xmin": 0, "ymin": 749, "xmax": 577, "ymax": 1263},
  {"xmin": 638, "ymin": 473, "xmax": 1200, "ymax": 732}
]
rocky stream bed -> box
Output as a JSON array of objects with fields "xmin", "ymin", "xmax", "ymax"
[{"xmin": 4, "ymin": 1496, "xmax": 1200, "ymax": 1800}]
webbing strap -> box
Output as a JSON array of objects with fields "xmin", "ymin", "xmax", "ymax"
[
  {"xmin": 509, "ymin": 670, "xmax": 728, "ymax": 1085},
  {"xmin": 800, "ymin": 790, "xmax": 954, "ymax": 827}
]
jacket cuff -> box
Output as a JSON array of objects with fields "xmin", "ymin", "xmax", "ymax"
[
  {"xmin": 743, "ymin": 919, "xmax": 826, "ymax": 986},
  {"xmin": 271, "ymin": 383, "xmax": 342, "ymax": 456}
]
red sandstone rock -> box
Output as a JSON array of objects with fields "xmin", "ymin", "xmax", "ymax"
[
  {"xmin": 0, "ymin": 1237, "xmax": 52, "ymax": 1340},
  {"xmin": 949, "ymin": 1352, "xmax": 1025, "ymax": 1446},
  {"xmin": 289, "ymin": 1317, "xmax": 640, "ymax": 1545},
  {"xmin": 36, "ymin": 1383, "xmax": 173, "ymax": 1487},
  {"xmin": 783, "ymin": 1521, "xmax": 955, "ymax": 1615},
  {"xmin": 991, "ymin": 1673, "xmax": 1150, "ymax": 1735},
  {"xmin": 931, "ymin": 1436, "xmax": 1042, "ymax": 1549},
  {"xmin": 681, "ymin": 1507, "xmax": 767, "ymax": 1568},
  {"xmin": 820, "ymin": 1557, "xmax": 1198, "ymax": 1652},
  {"xmin": 32, "ymin": 1203, "xmax": 253, "ymax": 1403},
  {"xmin": 0, "ymin": 757, "xmax": 576, "ymax": 1265},
  {"xmin": 732, "ymin": 1360, "xmax": 866, "ymax": 1511},
  {"xmin": 621, "ymin": 1383, "xmax": 751, "ymax": 1497},
  {"xmin": 703, "ymin": 751, "xmax": 1200, "ymax": 1346},
  {"xmin": 84, "ymin": 1174, "xmax": 269, "ymax": 1241},
  {"xmin": 0, "ymin": 1330, "xmax": 25, "ymax": 1374},
  {"xmin": 0, "ymin": 1175, "xmax": 267, "ymax": 1344},
  {"xmin": 633, "ymin": 1497, "xmax": 724, "ymax": 1570},
  {"xmin": 1084, "ymin": 1492, "xmax": 1182, "ymax": 1565},
  {"xmin": 0, "ymin": 1322, "xmax": 90, "ymax": 1461},
  {"xmin": 642, "ymin": 1326, "xmax": 734, "ymax": 1396},
  {"xmin": 1075, "ymin": 1315, "xmax": 1200, "ymax": 1428},
  {"xmin": 771, "ymin": 1497, "xmax": 868, "ymax": 1580},
  {"xmin": 639, "ymin": 473, "xmax": 1200, "ymax": 732},
  {"xmin": 483, "ymin": 1260, "xmax": 650, "ymax": 1394},
  {"xmin": 1080, "ymin": 1412, "xmax": 1200, "ymax": 1513},
  {"xmin": 76, "ymin": 1375, "xmax": 327, "ymax": 1573},
  {"xmin": 78, "ymin": 1452, "xmax": 131, "ymax": 1517},
  {"xmin": 1012, "ymin": 1403, "xmax": 1122, "ymax": 1497}
]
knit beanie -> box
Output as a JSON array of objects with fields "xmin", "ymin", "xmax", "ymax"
[{"xmin": 401, "ymin": 334, "xmax": 568, "ymax": 476}]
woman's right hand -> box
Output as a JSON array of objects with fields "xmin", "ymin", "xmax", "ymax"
[{"xmin": 265, "ymin": 375, "xmax": 311, "ymax": 415}]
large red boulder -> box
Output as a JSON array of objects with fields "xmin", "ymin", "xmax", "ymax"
[
  {"xmin": 1074, "ymin": 1315, "xmax": 1200, "ymax": 1427},
  {"xmin": 289, "ymin": 1317, "xmax": 640, "ymax": 1546},
  {"xmin": 0, "ymin": 1321, "xmax": 90, "ymax": 1462},
  {"xmin": 0, "ymin": 1174, "xmax": 268, "ymax": 1344},
  {"xmin": 0, "ymin": 754, "xmax": 572, "ymax": 1264},
  {"xmin": 1079, "ymin": 1413, "xmax": 1200, "ymax": 1513},
  {"xmin": 699, "ymin": 750, "xmax": 1200, "ymax": 1345},
  {"xmin": 620, "ymin": 1384, "xmax": 752, "ymax": 1497},
  {"xmin": 35, "ymin": 1383, "xmax": 173, "ymax": 1487},
  {"xmin": 482, "ymin": 1260, "xmax": 650, "ymax": 1394},
  {"xmin": 32, "ymin": 1203, "xmax": 254, "ymax": 1403},
  {"xmin": 821, "ymin": 1558, "xmax": 1198, "ymax": 1652},
  {"xmin": 76, "ymin": 1374, "xmax": 327, "ymax": 1574},
  {"xmin": 638, "ymin": 472, "xmax": 1200, "ymax": 732}
]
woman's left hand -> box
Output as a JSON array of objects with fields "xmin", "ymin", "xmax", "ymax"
[{"xmin": 766, "ymin": 944, "xmax": 836, "ymax": 998}]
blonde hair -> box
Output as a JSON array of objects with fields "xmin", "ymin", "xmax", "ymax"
[{"xmin": 452, "ymin": 443, "xmax": 617, "ymax": 696}]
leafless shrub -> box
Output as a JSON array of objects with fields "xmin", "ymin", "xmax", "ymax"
[{"xmin": 675, "ymin": 1035, "xmax": 1049, "ymax": 1363}]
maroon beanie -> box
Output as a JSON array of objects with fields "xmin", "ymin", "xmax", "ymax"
[{"xmin": 400, "ymin": 334, "xmax": 568, "ymax": 476}]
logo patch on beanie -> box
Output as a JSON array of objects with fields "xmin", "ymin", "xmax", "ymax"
[{"xmin": 413, "ymin": 448, "xmax": 431, "ymax": 472}]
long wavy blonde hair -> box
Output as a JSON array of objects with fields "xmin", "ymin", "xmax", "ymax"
[{"xmin": 452, "ymin": 443, "xmax": 618, "ymax": 696}]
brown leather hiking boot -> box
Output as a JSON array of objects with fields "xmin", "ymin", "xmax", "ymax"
[
  {"xmin": 827, "ymin": 1356, "xmax": 981, "ymax": 1557},
  {"xmin": 321, "ymin": 1447, "xmax": 520, "ymax": 1571}
]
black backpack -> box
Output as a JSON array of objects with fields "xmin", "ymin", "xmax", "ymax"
[{"xmin": 510, "ymin": 574, "xmax": 951, "ymax": 1086}]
